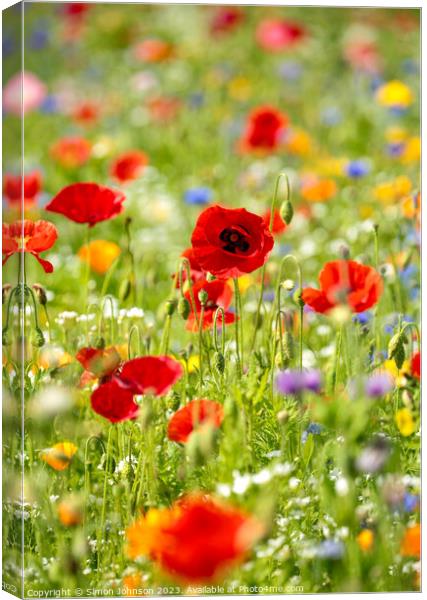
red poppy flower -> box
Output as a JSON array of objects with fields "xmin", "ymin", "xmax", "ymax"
[
  {"xmin": 210, "ymin": 7, "xmax": 244, "ymax": 35},
  {"xmin": 46, "ymin": 183, "xmax": 126, "ymax": 227},
  {"xmin": 76, "ymin": 346, "xmax": 121, "ymax": 378},
  {"xmin": 50, "ymin": 137, "xmax": 91, "ymax": 169},
  {"xmin": 302, "ymin": 260, "xmax": 383, "ymax": 314},
  {"xmin": 110, "ymin": 151, "xmax": 149, "ymax": 183},
  {"xmin": 126, "ymin": 494, "xmax": 264, "ymax": 583},
  {"xmin": 256, "ymin": 19, "xmax": 306, "ymax": 52},
  {"xmin": 239, "ymin": 106, "xmax": 288, "ymax": 153},
  {"xmin": 411, "ymin": 351, "xmax": 420, "ymax": 380},
  {"xmin": 91, "ymin": 380, "xmax": 139, "ymax": 423},
  {"xmin": 168, "ymin": 400, "xmax": 224, "ymax": 443},
  {"xmin": 148, "ymin": 97, "xmax": 181, "ymax": 122},
  {"xmin": 262, "ymin": 209, "xmax": 287, "ymax": 235},
  {"xmin": 3, "ymin": 171, "xmax": 42, "ymax": 207},
  {"xmin": 191, "ymin": 205, "xmax": 274, "ymax": 279},
  {"xmin": 72, "ymin": 101, "xmax": 100, "ymax": 127},
  {"xmin": 2, "ymin": 219, "xmax": 58, "ymax": 273},
  {"xmin": 184, "ymin": 279, "xmax": 235, "ymax": 331},
  {"xmin": 118, "ymin": 356, "xmax": 183, "ymax": 396}
]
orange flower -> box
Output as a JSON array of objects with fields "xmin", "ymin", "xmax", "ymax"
[
  {"xmin": 301, "ymin": 178, "xmax": 337, "ymax": 202},
  {"xmin": 167, "ymin": 400, "xmax": 224, "ymax": 443},
  {"xmin": 134, "ymin": 39, "xmax": 174, "ymax": 62},
  {"xmin": 110, "ymin": 151, "xmax": 149, "ymax": 183},
  {"xmin": 50, "ymin": 136, "xmax": 91, "ymax": 168},
  {"xmin": 357, "ymin": 529, "xmax": 374, "ymax": 552},
  {"xmin": 40, "ymin": 442, "xmax": 77, "ymax": 471},
  {"xmin": 400, "ymin": 524, "xmax": 421, "ymax": 558},
  {"xmin": 126, "ymin": 494, "xmax": 263, "ymax": 583},
  {"xmin": 78, "ymin": 240, "xmax": 121, "ymax": 274},
  {"xmin": 122, "ymin": 573, "xmax": 145, "ymax": 597},
  {"xmin": 57, "ymin": 496, "xmax": 83, "ymax": 526}
]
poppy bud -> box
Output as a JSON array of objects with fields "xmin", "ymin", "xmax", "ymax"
[
  {"xmin": 280, "ymin": 200, "xmax": 294, "ymax": 225},
  {"xmin": 214, "ymin": 351, "xmax": 225, "ymax": 374},
  {"xmin": 32, "ymin": 328, "xmax": 45, "ymax": 347},
  {"xmin": 32, "ymin": 283, "xmax": 47, "ymax": 306},
  {"xmin": 119, "ymin": 278, "xmax": 132, "ymax": 301},
  {"xmin": 198, "ymin": 289, "xmax": 209, "ymax": 306},
  {"xmin": 95, "ymin": 337, "xmax": 106, "ymax": 349},
  {"xmin": 339, "ymin": 245, "xmax": 350, "ymax": 260},
  {"xmin": 178, "ymin": 297, "xmax": 191, "ymax": 320},
  {"xmin": 293, "ymin": 290, "xmax": 305, "ymax": 308},
  {"xmin": 2, "ymin": 284, "xmax": 12, "ymax": 304},
  {"xmin": 388, "ymin": 331, "xmax": 406, "ymax": 369},
  {"xmin": 165, "ymin": 299, "xmax": 177, "ymax": 316},
  {"xmin": 284, "ymin": 331, "xmax": 294, "ymax": 361}
]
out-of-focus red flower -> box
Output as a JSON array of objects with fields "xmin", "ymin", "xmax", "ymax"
[
  {"xmin": 210, "ymin": 7, "xmax": 244, "ymax": 35},
  {"xmin": 148, "ymin": 97, "xmax": 181, "ymax": 122},
  {"xmin": 110, "ymin": 151, "xmax": 149, "ymax": 183},
  {"xmin": 191, "ymin": 205, "xmax": 274, "ymax": 279},
  {"xmin": 126, "ymin": 494, "xmax": 264, "ymax": 583},
  {"xmin": 262, "ymin": 209, "xmax": 287, "ymax": 235},
  {"xmin": 3, "ymin": 71, "xmax": 47, "ymax": 116},
  {"xmin": 344, "ymin": 40, "xmax": 382, "ymax": 74},
  {"xmin": 2, "ymin": 219, "xmax": 58, "ymax": 273},
  {"xmin": 168, "ymin": 400, "xmax": 224, "ymax": 443},
  {"xmin": 46, "ymin": 182, "xmax": 126, "ymax": 227},
  {"xmin": 63, "ymin": 3, "xmax": 90, "ymax": 18},
  {"xmin": 3, "ymin": 171, "xmax": 42, "ymax": 207},
  {"xmin": 134, "ymin": 39, "xmax": 174, "ymax": 62},
  {"xmin": 184, "ymin": 279, "xmax": 235, "ymax": 331},
  {"xmin": 118, "ymin": 356, "xmax": 184, "ymax": 396},
  {"xmin": 256, "ymin": 19, "xmax": 306, "ymax": 52},
  {"xmin": 411, "ymin": 351, "xmax": 420, "ymax": 380},
  {"xmin": 91, "ymin": 380, "xmax": 139, "ymax": 423},
  {"xmin": 302, "ymin": 260, "xmax": 383, "ymax": 314},
  {"xmin": 50, "ymin": 137, "xmax": 91, "ymax": 169},
  {"xmin": 72, "ymin": 101, "xmax": 100, "ymax": 127},
  {"xmin": 239, "ymin": 106, "xmax": 288, "ymax": 153},
  {"xmin": 76, "ymin": 346, "xmax": 121, "ymax": 378}
]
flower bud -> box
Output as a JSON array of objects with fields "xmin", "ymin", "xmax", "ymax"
[
  {"xmin": 32, "ymin": 328, "xmax": 45, "ymax": 348},
  {"xmin": 277, "ymin": 409, "xmax": 289, "ymax": 424},
  {"xmin": 178, "ymin": 297, "xmax": 191, "ymax": 320},
  {"xmin": 282, "ymin": 279, "xmax": 295, "ymax": 291},
  {"xmin": 198, "ymin": 289, "xmax": 209, "ymax": 306},
  {"xmin": 214, "ymin": 351, "xmax": 225, "ymax": 374},
  {"xmin": 280, "ymin": 200, "xmax": 294, "ymax": 225},
  {"xmin": 95, "ymin": 337, "xmax": 106, "ymax": 350},
  {"xmin": 32, "ymin": 284, "xmax": 47, "ymax": 306},
  {"xmin": 275, "ymin": 352, "xmax": 289, "ymax": 370},
  {"xmin": 165, "ymin": 299, "xmax": 177, "ymax": 316}
]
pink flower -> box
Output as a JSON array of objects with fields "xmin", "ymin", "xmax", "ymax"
[
  {"xmin": 3, "ymin": 71, "xmax": 47, "ymax": 116},
  {"xmin": 256, "ymin": 19, "xmax": 306, "ymax": 52}
]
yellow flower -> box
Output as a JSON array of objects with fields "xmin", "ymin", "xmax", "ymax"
[
  {"xmin": 315, "ymin": 157, "xmax": 347, "ymax": 177},
  {"xmin": 395, "ymin": 408, "xmax": 415, "ymax": 437},
  {"xmin": 373, "ymin": 176, "xmax": 412, "ymax": 205},
  {"xmin": 38, "ymin": 345, "xmax": 73, "ymax": 370},
  {"xmin": 359, "ymin": 204, "xmax": 374, "ymax": 219},
  {"xmin": 284, "ymin": 128, "xmax": 312, "ymax": 156},
  {"xmin": 228, "ymin": 77, "xmax": 252, "ymax": 101},
  {"xmin": 40, "ymin": 442, "xmax": 78, "ymax": 471},
  {"xmin": 180, "ymin": 355, "xmax": 200, "ymax": 373},
  {"xmin": 385, "ymin": 126, "xmax": 408, "ymax": 144},
  {"xmin": 376, "ymin": 80, "xmax": 413, "ymax": 108},
  {"xmin": 78, "ymin": 240, "xmax": 121, "ymax": 274},
  {"xmin": 357, "ymin": 529, "xmax": 374, "ymax": 552},
  {"xmin": 383, "ymin": 358, "xmax": 410, "ymax": 388},
  {"xmin": 401, "ymin": 137, "xmax": 420, "ymax": 163},
  {"xmin": 237, "ymin": 274, "xmax": 253, "ymax": 294}
]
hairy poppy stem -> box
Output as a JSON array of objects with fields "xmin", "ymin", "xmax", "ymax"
[
  {"xmin": 128, "ymin": 325, "xmax": 142, "ymax": 359},
  {"xmin": 198, "ymin": 305, "xmax": 206, "ymax": 388},
  {"xmin": 84, "ymin": 226, "xmax": 91, "ymax": 313},
  {"xmin": 233, "ymin": 278, "xmax": 242, "ymax": 375},
  {"xmin": 250, "ymin": 172, "xmax": 290, "ymax": 353}
]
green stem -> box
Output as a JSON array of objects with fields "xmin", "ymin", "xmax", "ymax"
[
  {"xmin": 198, "ymin": 305, "xmax": 205, "ymax": 388},
  {"xmin": 128, "ymin": 325, "xmax": 142, "ymax": 359},
  {"xmin": 233, "ymin": 278, "xmax": 242, "ymax": 375}
]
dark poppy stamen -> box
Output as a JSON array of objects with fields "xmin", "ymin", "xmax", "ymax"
[{"xmin": 219, "ymin": 227, "xmax": 250, "ymax": 254}]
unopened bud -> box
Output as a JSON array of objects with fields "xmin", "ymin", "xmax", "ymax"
[
  {"xmin": 282, "ymin": 279, "xmax": 295, "ymax": 291},
  {"xmin": 95, "ymin": 337, "xmax": 106, "ymax": 350},
  {"xmin": 165, "ymin": 299, "xmax": 177, "ymax": 316},
  {"xmin": 32, "ymin": 328, "xmax": 45, "ymax": 348},
  {"xmin": 280, "ymin": 200, "xmax": 294, "ymax": 225},
  {"xmin": 178, "ymin": 297, "xmax": 191, "ymax": 320},
  {"xmin": 198, "ymin": 289, "xmax": 209, "ymax": 306},
  {"xmin": 214, "ymin": 351, "xmax": 225, "ymax": 374},
  {"xmin": 277, "ymin": 409, "xmax": 289, "ymax": 424}
]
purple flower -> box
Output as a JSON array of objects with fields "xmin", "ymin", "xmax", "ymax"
[
  {"xmin": 315, "ymin": 540, "xmax": 344, "ymax": 560},
  {"xmin": 365, "ymin": 373, "xmax": 394, "ymax": 398},
  {"xmin": 403, "ymin": 493, "xmax": 419, "ymax": 513},
  {"xmin": 303, "ymin": 370, "xmax": 322, "ymax": 393},
  {"xmin": 276, "ymin": 371, "xmax": 304, "ymax": 395}
]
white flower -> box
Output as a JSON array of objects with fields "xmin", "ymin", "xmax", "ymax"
[{"xmin": 335, "ymin": 477, "xmax": 349, "ymax": 496}]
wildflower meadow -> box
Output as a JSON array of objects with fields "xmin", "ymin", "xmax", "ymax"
[{"xmin": 2, "ymin": 2, "xmax": 421, "ymax": 598}]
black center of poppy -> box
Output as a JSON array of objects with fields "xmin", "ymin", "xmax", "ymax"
[{"xmin": 219, "ymin": 227, "xmax": 250, "ymax": 254}]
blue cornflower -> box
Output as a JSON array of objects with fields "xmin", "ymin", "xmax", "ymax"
[
  {"xmin": 184, "ymin": 187, "xmax": 212, "ymax": 206},
  {"xmin": 315, "ymin": 540, "xmax": 345, "ymax": 560},
  {"xmin": 345, "ymin": 159, "xmax": 370, "ymax": 178}
]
